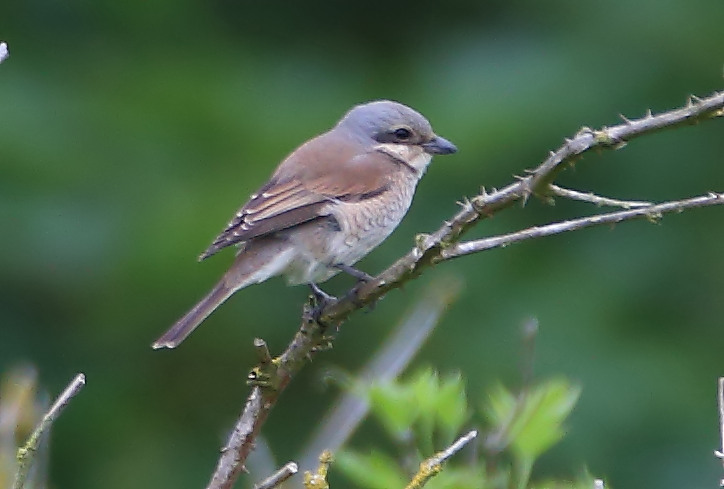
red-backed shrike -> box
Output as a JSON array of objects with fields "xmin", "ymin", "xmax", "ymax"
[{"xmin": 152, "ymin": 100, "xmax": 456, "ymax": 349}]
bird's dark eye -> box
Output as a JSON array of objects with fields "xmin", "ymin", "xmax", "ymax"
[{"xmin": 393, "ymin": 127, "xmax": 412, "ymax": 140}]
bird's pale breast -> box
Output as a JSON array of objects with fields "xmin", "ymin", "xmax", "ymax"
[{"xmin": 281, "ymin": 167, "xmax": 422, "ymax": 285}]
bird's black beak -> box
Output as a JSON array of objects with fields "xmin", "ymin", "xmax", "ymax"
[{"xmin": 422, "ymin": 135, "xmax": 457, "ymax": 155}]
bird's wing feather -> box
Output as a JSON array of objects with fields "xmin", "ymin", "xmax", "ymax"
[{"xmin": 198, "ymin": 133, "xmax": 397, "ymax": 260}]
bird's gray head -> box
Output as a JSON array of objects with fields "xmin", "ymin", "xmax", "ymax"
[{"xmin": 337, "ymin": 100, "xmax": 457, "ymax": 155}]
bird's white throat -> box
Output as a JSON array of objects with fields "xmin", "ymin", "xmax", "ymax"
[{"xmin": 374, "ymin": 143, "xmax": 432, "ymax": 175}]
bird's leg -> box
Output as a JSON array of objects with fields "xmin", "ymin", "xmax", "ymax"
[
  {"xmin": 309, "ymin": 282, "xmax": 336, "ymax": 303},
  {"xmin": 307, "ymin": 283, "xmax": 337, "ymax": 322},
  {"xmin": 334, "ymin": 263, "xmax": 375, "ymax": 283},
  {"xmin": 332, "ymin": 264, "xmax": 381, "ymax": 311}
]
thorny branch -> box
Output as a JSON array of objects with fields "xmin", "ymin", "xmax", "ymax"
[
  {"xmin": 206, "ymin": 90, "xmax": 724, "ymax": 489},
  {"xmin": 442, "ymin": 193, "xmax": 724, "ymax": 259}
]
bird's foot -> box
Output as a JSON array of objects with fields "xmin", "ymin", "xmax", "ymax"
[
  {"xmin": 306, "ymin": 283, "xmax": 337, "ymax": 323},
  {"xmin": 309, "ymin": 282, "xmax": 336, "ymax": 304},
  {"xmin": 331, "ymin": 264, "xmax": 383, "ymax": 311},
  {"xmin": 334, "ymin": 263, "xmax": 375, "ymax": 283},
  {"xmin": 342, "ymin": 285, "xmax": 380, "ymax": 311}
]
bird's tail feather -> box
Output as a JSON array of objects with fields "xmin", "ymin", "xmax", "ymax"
[
  {"xmin": 151, "ymin": 280, "xmax": 235, "ymax": 349},
  {"xmin": 152, "ymin": 239, "xmax": 296, "ymax": 349}
]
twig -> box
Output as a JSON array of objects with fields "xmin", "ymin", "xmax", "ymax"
[
  {"xmin": 207, "ymin": 387, "xmax": 268, "ymax": 489},
  {"xmin": 253, "ymin": 462, "xmax": 298, "ymax": 489},
  {"xmin": 297, "ymin": 279, "xmax": 461, "ymax": 477},
  {"xmin": 204, "ymin": 91, "xmax": 724, "ymax": 489},
  {"xmin": 548, "ymin": 184, "xmax": 651, "ymax": 208},
  {"xmin": 0, "ymin": 42, "xmax": 8, "ymax": 64},
  {"xmin": 404, "ymin": 430, "xmax": 478, "ymax": 489},
  {"xmin": 12, "ymin": 373, "xmax": 86, "ymax": 489},
  {"xmin": 442, "ymin": 192, "xmax": 724, "ymax": 259},
  {"xmin": 715, "ymin": 377, "xmax": 724, "ymax": 486}
]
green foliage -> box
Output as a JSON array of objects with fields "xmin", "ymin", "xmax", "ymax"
[
  {"xmin": 485, "ymin": 379, "xmax": 580, "ymax": 460},
  {"xmin": 338, "ymin": 370, "xmax": 589, "ymax": 489},
  {"xmin": 334, "ymin": 451, "xmax": 408, "ymax": 489},
  {"xmin": 368, "ymin": 369, "xmax": 468, "ymax": 452},
  {"xmin": 531, "ymin": 474, "xmax": 601, "ymax": 489}
]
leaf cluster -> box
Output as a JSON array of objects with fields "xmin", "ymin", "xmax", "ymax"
[{"xmin": 336, "ymin": 369, "xmax": 594, "ymax": 489}]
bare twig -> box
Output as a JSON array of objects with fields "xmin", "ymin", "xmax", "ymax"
[
  {"xmin": 253, "ymin": 462, "xmax": 298, "ymax": 489},
  {"xmin": 548, "ymin": 184, "xmax": 651, "ymax": 209},
  {"xmin": 0, "ymin": 42, "xmax": 8, "ymax": 64},
  {"xmin": 12, "ymin": 373, "xmax": 86, "ymax": 489},
  {"xmin": 715, "ymin": 377, "xmax": 724, "ymax": 486},
  {"xmin": 297, "ymin": 279, "xmax": 461, "ymax": 478},
  {"xmin": 442, "ymin": 193, "xmax": 724, "ymax": 260},
  {"xmin": 207, "ymin": 387, "xmax": 268, "ymax": 489},
  {"xmin": 404, "ymin": 430, "xmax": 478, "ymax": 489},
  {"xmin": 205, "ymin": 91, "xmax": 724, "ymax": 489}
]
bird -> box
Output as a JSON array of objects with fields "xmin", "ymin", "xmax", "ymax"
[{"xmin": 152, "ymin": 100, "xmax": 457, "ymax": 349}]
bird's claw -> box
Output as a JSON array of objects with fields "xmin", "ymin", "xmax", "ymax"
[
  {"xmin": 306, "ymin": 283, "xmax": 337, "ymax": 323},
  {"xmin": 334, "ymin": 263, "xmax": 375, "ymax": 283}
]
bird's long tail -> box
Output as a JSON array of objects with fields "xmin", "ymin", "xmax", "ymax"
[
  {"xmin": 152, "ymin": 239, "xmax": 295, "ymax": 349},
  {"xmin": 151, "ymin": 279, "xmax": 236, "ymax": 349}
]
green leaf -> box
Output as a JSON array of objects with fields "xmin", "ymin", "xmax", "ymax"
[
  {"xmin": 531, "ymin": 470, "xmax": 599, "ymax": 489},
  {"xmin": 368, "ymin": 381, "xmax": 418, "ymax": 439},
  {"xmin": 434, "ymin": 372, "xmax": 469, "ymax": 441},
  {"xmin": 411, "ymin": 369, "xmax": 440, "ymax": 453},
  {"xmin": 424, "ymin": 465, "xmax": 487, "ymax": 489},
  {"xmin": 484, "ymin": 378, "xmax": 580, "ymax": 460},
  {"xmin": 335, "ymin": 450, "xmax": 408, "ymax": 489}
]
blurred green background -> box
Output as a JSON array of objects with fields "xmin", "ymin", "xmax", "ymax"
[{"xmin": 2, "ymin": 0, "xmax": 724, "ymax": 488}]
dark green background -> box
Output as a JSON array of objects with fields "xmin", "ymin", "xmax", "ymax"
[{"xmin": 2, "ymin": 1, "xmax": 724, "ymax": 488}]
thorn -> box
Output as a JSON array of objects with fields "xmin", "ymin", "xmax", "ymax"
[
  {"xmin": 549, "ymin": 150, "xmax": 556, "ymax": 157},
  {"xmin": 619, "ymin": 113, "xmax": 632, "ymax": 124},
  {"xmin": 691, "ymin": 94, "xmax": 703, "ymax": 103},
  {"xmin": 686, "ymin": 97, "xmax": 694, "ymax": 108},
  {"xmin": 455, "ymin": 198, "xmax": 470, "ymax": 209},
  {"xmin": 644, "ymin": 108, "xmax": 653, "ymax": 118}
]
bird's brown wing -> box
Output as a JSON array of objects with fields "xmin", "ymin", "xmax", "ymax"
[{"xmin": 198, "ymin": 133, "xmax": 396, "ymax": 260}]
